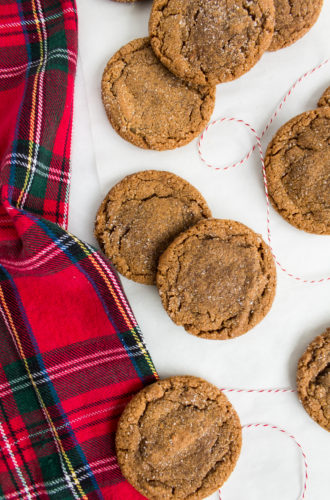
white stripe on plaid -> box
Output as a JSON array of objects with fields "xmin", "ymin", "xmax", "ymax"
[
  {"xmin": 0, "ymin": 7, "xmax": 76, "ymax": 30},
  {"xmin": 0, "ymin": 49, "xmax": 77, "ymax": 79},
  {"xmin": 11, "ymin": 400, "xmax": 127, "ymax": 450},
  {"xmin": 4, "ymin": 153, "xmax": 71, "ymax": 179},
  {"xmin": 0, "ymin": 233, "xmax": 74, "ymax": 269},
  {"xmin": 0, "ymin": 421, "xmax": 33, "ymax": 500},
  {"xmin": 2, "ymin": 457, "xmax": 117, "ymax": 500},
  {"xmin": 86, "ymin": 243, "xmax": 138, "ymax": 327},
  {"xmin": 8, "ymin": 158, "xmax": 70, "ymax": 183},
  {"xmin": 85, "ymin": 245, "xmax": 156, "ymax": 369},
  {"xmin": 0, "ymin": 349, "xmax": 143, "ymax": 398},
  {"xmin": 0, "ymin": 344, "xmax": 141, "ymax": 393}
]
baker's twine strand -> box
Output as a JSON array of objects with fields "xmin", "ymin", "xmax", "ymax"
[
  {"xmin": 198, "ymin": 60, "xmax": 330, "ymax": 283},
  {"xmin": 198, "ymin": 58, "xmax": 330, "ymax": 172},
  {"xmin": 220, "ymin": 387, "xmax": 296, "ymax": 394},
  {"xmin": 218, "ymin": 423, "xmax": 308, "ymax": 500}
]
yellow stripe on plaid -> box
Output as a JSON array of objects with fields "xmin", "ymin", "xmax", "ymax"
[
  {"xmin": 16, "ymin": 0, "xmax": 44, "ymax": 208},
  {"xmin": 70, "ymin": 233, "xmax": 158, "ymax": 379}
]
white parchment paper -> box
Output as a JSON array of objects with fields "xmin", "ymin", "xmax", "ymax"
[{"xmin": 70, "ymin": 1, "xmax": 330, "ymax": 498}]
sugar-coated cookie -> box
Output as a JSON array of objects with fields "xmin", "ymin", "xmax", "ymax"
[
  {"xmin": 149, "ymin": 0, "xmax": 275, "ymax": 86},
  {"xmin": 116, "ymin": 376, "xmax": 242, "ymax": 499},
  {"xmin": 102, "ymin": 38, "xmax": 215, "ymax": 150},
  {"xmin": 269, "ymin": 0, "xmax": 323, "ymax": 51},
  {"xmin": 265, "ymin": 100, "xmax": 330, "ymax": 235},
  {"xmin": 157, "ymin": 219, "xmax": 276, "ymax": 339},
  {"xmin": 297, "ymin": 329, "xmax": 329, "ymax": 432},
  {"xmin": 95, "ymin": 170, "xmax": 211, "ymax": 284}
]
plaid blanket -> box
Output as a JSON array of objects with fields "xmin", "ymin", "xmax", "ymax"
[{"xmin": 0, "ymin": 1, "xmax": 157, "ymax": 498}]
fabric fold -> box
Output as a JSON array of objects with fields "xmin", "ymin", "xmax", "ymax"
[{"xmin": 0, "ymin": 1, "xmax": 157, "ymax": 498}]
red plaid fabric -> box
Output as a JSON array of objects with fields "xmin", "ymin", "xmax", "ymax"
[{"xmin": 0, "ymin": 1, "xmax": 157, "ymax": 498}]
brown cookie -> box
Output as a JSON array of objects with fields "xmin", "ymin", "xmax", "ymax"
[
  {"xmin": 101, "ymin": 38, "xmax": 215, "ymax": 150},
  {"xmin": 149, "ymin": 0, "xmax": 275, "ymax": 87},
  {"xmin": 265, "ymin": 105, "xmax": 330, "ymax": 234},
  {"xmin": 318, "ymin": 86, "xmax": 330, "ymax": 108},
  {"xmin": 156, "ymin": 219, "xmax": 276, "ymax": 339},
  {"xmin": 116, "ymin": 375, "xmax": 242, "ymax": 499},
  {"xmin": 95, "ymin": 170, "xmax": 211, "ymax": 285},
  {"xmin": 269, "ymin": 0, "xmax": 323, "ymax": 51},
  {"xmin": 297, "ymin": 329, "xmax": 330, "ymax": 432}
]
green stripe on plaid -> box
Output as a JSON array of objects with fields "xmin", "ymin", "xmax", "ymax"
[
  {"xmin": 119, "ymin": 327, "xmax": 158, "ymax": 382},
  {"xmin": 47, "ymin": 29, "xmax": 69, "ymax": 72},
  {"xmin": 0, "ymin": 400, "xmax": 39, "ymax": 496},
  {"xmin": 10, "ymin": 141, "xmax": 69, "ymax": 201},
  {"xmin": 4, "ymin": 359, "xmax": 47, "ymax": 415}
]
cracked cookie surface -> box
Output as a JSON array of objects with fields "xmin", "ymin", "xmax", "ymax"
[
  {"xmin": 149, "ymin": 0, "xmax": 275, "ymax": 86},
  {"xmin": 156, "ymin": 219, "xmax": 276, "ymax": 339},
  {"xmin": 265, "ymin": 104, "xmax": 330, "ymax": 234},
  {"xmin": 115, "ymin": 376, "xmax": 242, "ymax": 499},
  {"xmin": 95, "ymin": 170, "xmax": 211, "ymax": 284},
  {"xmin": 101, "ymin": 38, "xmax": 215, "ymax": 150},
  {"xmin": 269, "ymin": 0, "xmax": 323, "ymax": 51},
  {"xmin": 297, "ymin": 329, "xmax": 330, "ymax": 432}
]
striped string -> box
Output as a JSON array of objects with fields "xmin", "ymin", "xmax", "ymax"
[
  {"xmin": 220, "ymin": 387, "xmax": 296, "ymax": 394},
  {"xmin": 198, "ymin": 59, "xmax": 330, "ymax": 284},
  {"xmin": 218, "ymin": 422, "xmax": 308, "ymax": 500}
]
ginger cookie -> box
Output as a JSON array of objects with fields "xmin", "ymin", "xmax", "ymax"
[
  {"xmin": 95, "ymin": 170, "xmax": 211, "ymax": 285},
  {"xmin": 101, "ymin": 38, "xmax": 215, "ymax": 150},
  {"xmin": 318, "ymin": 86, "xmax": 330, "ymax": 108},
  {"xmin": 269, "ymin": 0, "xmax": 323, "ymax": 51},
  {"xmin": 264, "ymin": 104, "xmax": 330, "ymax": 234},
  {"xmin": 156, "ymin": 219, "xmax": 276, "ymax": 340},
  {"xmin": 297, "ymin": 329, "xmax": 330, "ymax": 432},
  {"xmin": 115, "ymin": 375, "xmax": 242, "ymax": 499},
  {"xmin": 149, "ymin": 0, "xmax": 275, "ymax": 87}
]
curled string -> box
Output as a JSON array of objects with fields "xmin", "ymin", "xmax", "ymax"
[
  {"xmin": 198, "ymin": 59, "xmax": 330, "ymax": 284},
  {"xmin": 218, "ymin": 422, "xmax": 308, "ymax": 500}
]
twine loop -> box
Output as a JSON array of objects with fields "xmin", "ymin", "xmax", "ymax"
[{"xmin": 198, "ymin": 59, "xmax": 330, "ymax": 284}]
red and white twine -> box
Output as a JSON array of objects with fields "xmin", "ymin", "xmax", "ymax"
[
  {"xmin": 218, "ymin": 386, "xmax": 308, "ymax": 499},
  {"xmin": 198, "ymin": 61, "xmax": 330, "ymax": 494},
  {"xmin": 220, "ymin": 386, "xmax": 296, "ymax": 394},
  {"xmin": 218, "ymin": 422, "xmax": 308, "ymax": 500},
  {"xmin": 198, "ymin": 59, "xmax": 330, "ymax": 284}
]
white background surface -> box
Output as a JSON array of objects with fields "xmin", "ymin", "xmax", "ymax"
[{"xmin": 69, "ymin": 1, "xmax": 330, "ymax": 498}]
